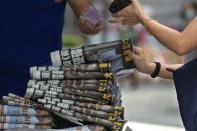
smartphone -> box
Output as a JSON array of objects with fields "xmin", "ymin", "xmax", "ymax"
[{"xmin": 109, "ymin": 0, "xmax": 132, "ymax": 14}]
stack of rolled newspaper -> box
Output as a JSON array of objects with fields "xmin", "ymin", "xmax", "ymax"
[
  {"xmin": 0, "ymin": 93, "xmax": 52, "ymax": 130},
  {"xmin": 26, "ymin": 74, "xmax": 124, "ymax": 130},
  {"xmin": 1, "ymin": 94, "xmax": 106, "ymax": 131},
  {"xmin": 7, "ymin": 38, "xmax": 134, "ymax": 131},
  {"xmin": 24, "ymin": 38, "xmax": 134, "ymax": 130}
]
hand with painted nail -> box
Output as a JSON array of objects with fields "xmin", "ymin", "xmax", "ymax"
[{"xmin": 127, "ymin": 46, "xmax": 152, "ymax": 74}]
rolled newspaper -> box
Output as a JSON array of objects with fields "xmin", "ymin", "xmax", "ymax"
[
  {"xmin": 3, "ymin": 125, "xmax": 106, "ymax": 131},
  {"xmin": 0, "ymin": 105, "xmax": 49, "ymax": 116},
  {"xmin": 0, "ymin": 116, "xmax": 52, "ymax": 125},
  {"xmin": 27, "ymin": 80, "xmax": 61, "ymax": 88},
  {"xmin": 50, "ymin": 39, "xmax": 135, "ymax": 72},
  {"xmin": 25, "ymin": 88, "xmax": 58, "ymax": 99},
  {"xmin": 62, "ymin": 80, "xmax": 111, "ymax": 86},
  {"xmin": 38, "ymin": 98, "xmax": 123, "ymax": 114},
  {"xmin": 25, "ymin": 88, "xmax": 108, "ymax": 104},
  {"xmin": 58, "ymin": 93, "xmax": 108, "ymax": 104},
  {"xmin": 30, "ymin": 84, "xmax": 63, "ymax": 93},
  {"xmin": 62, "ymin": 88, "xmax": 111, "ymax": 101},
  {"xmin": 0, "ymin": 123, "xmax": 51, "ymax": 129},
  {"xmin": 8, "ymin": 93, "xmax": 29, "ymax": 101},
  {"xmin": 27, "ymin": 80, "xmax": 112, "ymax": 91},
  {"xmin": 31, "ymin": 82, "xmax": 111, "ymax": 93},
  {"xmin": 31, "ymin": 71, "xmax": 113, "ymax": 80},
  {"xmin": 61, "ymin": 124, "xmax": 106, "ymax": 131},
  {"xmin": 70, "ymin": 105, "xmax": 120, "ymax": 121},
  {"xmin": 30, "ymin": 63, "xmax": 111, "ymax": 77},
  {"xmin": 39, "ymin": 100, "xmax": 120, "ymax": 121},
  {"xmin": 3, "ymin": 96, "xmax": 43, "ymax": 109},
  {"xmin": 6, "ymin": 100, "xmax": 43, "ymax": 109},
  {"xmin": 45, "ymin": 104, "xmax": 123, "ymax": 130}
]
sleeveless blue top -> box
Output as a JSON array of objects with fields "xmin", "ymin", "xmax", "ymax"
[{"xmin": 0, "ymin": 0, "xmax": 67, "ymax": 97}]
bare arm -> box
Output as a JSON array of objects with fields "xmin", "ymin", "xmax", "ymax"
[
  {"xmin": 139, "ymin": 14, "xmax": 197, "ymax": 56},
  {"xmin": 145, "ymin": 63, "xmax": 183, "ymax": 79},
  {"xmin": 109, "ymin": 0, "xmax": 197, "ymax": 56}
]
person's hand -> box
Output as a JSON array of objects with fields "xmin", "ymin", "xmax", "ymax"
[
  {"xmin": 127, "ymin": 47, "xmax": 153, "ymax": 74},
  {"xmin": 78, "ymin": 19, "xmax": 104, "ymax": 35},
  {"xmin": 109, "ymin": 0, "xmax": 147, "ymax": 26}
]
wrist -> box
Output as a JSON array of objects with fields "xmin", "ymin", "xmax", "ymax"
[
  {"xmin": 80, "ymin": 4, "xmax": 102, "ymax": 26},
  {"xmin": 137, "ymin": 12, "xmax": 150, "ymax": 24},
  {"xmin": 68, "ymin": 0, "xmax": 91, "ymax": 18},
  {"xmin": 143, "ymin": 63, "xmax": 156, "ymax": 75}
]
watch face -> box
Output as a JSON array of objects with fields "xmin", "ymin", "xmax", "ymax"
[{"xmin": 109, "ymin": 0, "xmax": 132, "ymax": 13}]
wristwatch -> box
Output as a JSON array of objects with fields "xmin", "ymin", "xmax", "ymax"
[{"xmin": 151, "ymin": 62, "xmax": 161, "ymax": 78}]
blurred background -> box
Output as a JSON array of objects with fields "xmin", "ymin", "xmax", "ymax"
[{"xmin": 62, "ymin": 0, "xmax": 197, "ymax": 130}]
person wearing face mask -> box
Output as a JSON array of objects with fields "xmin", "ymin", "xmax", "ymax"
[
  {"xmin": 109, "ymin": 0, "xmax": 197, "ymax": 130},
  {"xmin": 182, "ymin": 2, "xmax": 197, "ymax": 22},
  {"xmin": 179, "ymin": 2, "xmax": 197, "ymax": 30}
]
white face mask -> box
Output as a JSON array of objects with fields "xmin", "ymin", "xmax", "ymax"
[{"xmin": 185, "ymin": 9, "xmax": 196, "ymax": 19}]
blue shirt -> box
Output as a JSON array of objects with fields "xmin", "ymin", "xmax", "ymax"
[{"xmin": 0, "ymin": 0, "xmax": 67, "ymax": 97}]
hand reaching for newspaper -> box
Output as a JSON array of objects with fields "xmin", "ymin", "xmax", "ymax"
[
  {"xmin": 127, "ymin": 47, "xmax": 153, "ymax": 74},
  {"xmin": 109, "ymin": 0, "xmax": 148, "ymax": 26}
]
